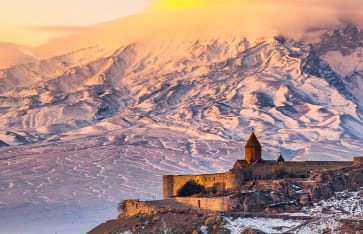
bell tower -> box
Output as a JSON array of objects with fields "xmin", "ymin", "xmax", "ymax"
[{"xmin": 245, "ymin": 131, "xmax": 262, "ymax": 164}]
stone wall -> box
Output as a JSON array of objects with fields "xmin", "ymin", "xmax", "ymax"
[
  {"xmin": 175, "ymin": 197, "xmax": 235, "ymax": 211},
  {"xmin": 353, "ymin": 157, "xmax": 363, "ymax": 165},
  {"xmin": 240, "ymin": 161, "xmax": 353, "ymax": 181},
  {"xmin": 177, "ymin": 162, "xmax": 363, "ymax": 213},
  {"xmin": 163, "ymin": 161, "xmax": 353, "ymax": 198},
  {"xmin": 122, "ymin": 200, "xmax": 159, "ymax": 217},
  {"xmin": 163, "ymin": 172, "xmax": 239, "ymax": 198}
]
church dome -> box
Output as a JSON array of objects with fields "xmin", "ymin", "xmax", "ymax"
[
  {"xmin": 277, "ymin": 154, "xmax": 285, "ymax": 163},
  {"xmin": 245, "ymin": 132, "xmax": 261, "ymax": 148}
]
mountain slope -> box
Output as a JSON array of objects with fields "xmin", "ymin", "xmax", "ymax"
[
  {"xmin": 0, "ymin": 43, "xmax": 35, "ymax": 69},
  {"xmin": 1, "ymin": 25, "xmax": 363, "ymax": 160}
]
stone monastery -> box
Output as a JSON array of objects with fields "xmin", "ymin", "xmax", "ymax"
[
  {"xmin": 121, "ymin": 132, "xmax": 363, "ymax": 217},
  {"xmin": 163, "ymin": 131, "xmax": 361, "ymax": 198}
]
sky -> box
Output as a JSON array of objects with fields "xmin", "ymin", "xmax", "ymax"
[
  {"xmin": 0, "ymin": 0, "xmax": 148, "ymax": 46},
  {"xmin": 1, "ymin": 0, "xmax": 228, "ymax": 46},
  {"xmin": 2, "ymin": 0, "xmax": 363, "ymax": 47}
]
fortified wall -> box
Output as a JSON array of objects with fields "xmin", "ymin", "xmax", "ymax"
[
  {"xmin": 163, "ymin": 160, "xmax": 353, "ymax": 198},
  {"xmin": 163, "ymin": 172, "xmax": 237, "ymax": 199},
  {"xmin": 120, "ymin": 199, "xmax": 177, "ymax": 217},
  {"xmin": 121, "ymin": 200, "xmax": 159, "ymax": 217},
  {"xmin": 175, "ymin": 197, "xmax": 233, "ymax": 211}
]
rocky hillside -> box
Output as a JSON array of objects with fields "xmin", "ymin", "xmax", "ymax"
[
  {"xmin": 89, "ymin": 163, "xmax": 363, "ymax": 234},
  {"xmin": 89, "ymin": 211, "xmax": 363, "ymax": 234}
]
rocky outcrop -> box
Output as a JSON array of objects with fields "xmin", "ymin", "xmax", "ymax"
[
  {"xmin": 309, "ymin": 164, "xmax": 363, "ymax": 200},
  {"xmin": 229, "ymin": 164, "xmax": 363, "ymax": 214},
  {"xmin": 90, "ymin": 163, "xmax": 363, "ymax": 233},
  {"xmin": 88, "ymin": 210, "xmax": 231, "ymax": 234}
]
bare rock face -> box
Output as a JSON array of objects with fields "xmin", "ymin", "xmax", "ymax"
[
  {"xmin": 241, "ymin": 194, "xmax": 265, "ymax": 213},
  {"xmin": 296, "ymin": 193, "xmax": 311, "ymax": 206},
  {"xmin": 225, "ymin": 164, "xmax": 363, "ymax": 214},
  {"xmin": 310, "ymin": 164, "xmax": 363, "ymax": 200},
  {"xmin": 349, "ymin": 168, "xmax": 363, "ymax": 187},
  {"xmin": 204, "ymin": 216, "xmax": 217, "ymax": 226}
]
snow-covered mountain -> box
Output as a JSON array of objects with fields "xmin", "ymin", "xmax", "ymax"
[
  {"xmin": 1, "ymin": 10, "xmax": 363, "ymax": 233},
  {"xmin": 1, "ymin": 24, "xmax": 363, "ymax": 160}
]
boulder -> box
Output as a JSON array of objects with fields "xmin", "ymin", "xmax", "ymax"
[{"xmin": 204, "ymin": 216, "xmax": 216, "ymax": 226}]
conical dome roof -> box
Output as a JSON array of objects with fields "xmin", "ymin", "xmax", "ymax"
[
  {"xmin": 245, "ymin": 132, "xmax": 261, "ymax": 148},
  {"xmin": 277, "ymin": 154, "xmax": 285, "ymax": 162}
]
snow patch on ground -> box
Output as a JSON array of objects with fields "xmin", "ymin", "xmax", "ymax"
[
  {"xmin": 292, "ymin": 218, "xmax": 342, "ymax": 234},
  {"xmin": 309, "ymin": 188, "xmax": 363, "ymax": 219},
  {"xmin": 223, "ymin": 217, "xmax": 303, "ymax": 234},
  {"xmin": 235, "ymin": 188, "xmax": 363, "ymax": 233},
  {"xmin": 200, "ymin": 225, "xmax": 208, "ymax": 234}
]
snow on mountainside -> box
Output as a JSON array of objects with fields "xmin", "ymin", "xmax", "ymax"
[
  {"xmin": 1, "ymin": 23, "xmax": 363, "ymax": 233},
  {"xmin": 1, "ymin": 25, "xmax": 363, "ymax": 160}
]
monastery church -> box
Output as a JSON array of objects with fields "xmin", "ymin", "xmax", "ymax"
[
  {"xmin": 120, "ymin": 132, "xmax": 363, "ymax": 217},
  {"xmin": 163, "ymin": 131, "xmax": 360, "ymax": 198}
]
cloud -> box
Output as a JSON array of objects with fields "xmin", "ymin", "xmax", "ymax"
[
  {"xmin": 141, "ymin": 0, "xmax": 363, "ymax": 40},
  {"xmin": 26, "ymin": 0, "xmax": 363, "ymax": 56},
  {"xmin": 147, "ymin": 0, "xmax": 240, "ymax": 10},
  {"xmin": 28, "ymin": 25, "xmax": 90, "ymax": 33}
]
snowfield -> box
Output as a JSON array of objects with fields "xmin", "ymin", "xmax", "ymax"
[
  {"xmin": 0, "ymin": 129, "xmax": 241, "ymax": 233},
  {"xmin": 0, "ymin": 21, "xmax": 363, "ymax": 233}
]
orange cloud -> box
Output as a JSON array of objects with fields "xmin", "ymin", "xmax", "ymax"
[
  {"xmin": 147, "ymin": 0, "xmax": 238, "ymax": 10},
  {"xmin": 28, "ymin": 25, "xmax": 90, "ymax": 33},
  {"xmin": 142, "ymin": 0, "xmax": 363, "ymax": 41}
]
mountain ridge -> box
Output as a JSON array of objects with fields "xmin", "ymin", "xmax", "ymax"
[{"xmin": 1, "ymin": 25, "xmax": 363, "ymax": 161}]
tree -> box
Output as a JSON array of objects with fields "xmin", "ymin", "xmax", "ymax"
[
  {"xmin": 117, "ymin": 200, "xmax": 125, "ymax": 213},
  {"xmin": 177, "ymin": 180, "xmax": 206, "ymax": 197}
]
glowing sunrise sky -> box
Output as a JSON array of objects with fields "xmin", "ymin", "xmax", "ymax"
[
  {"xmin": 2, "ymin": 0, "xmax": 363, "ymax": 47},
  {"xmin": 0, "ymin": 0, "xmax": 241, "ymax": 46},
  {"xmin": 0, "ymin": 0, "xmax": 148, "ymax": 46}
]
